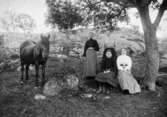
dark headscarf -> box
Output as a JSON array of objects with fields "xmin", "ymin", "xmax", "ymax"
[{"xmin": 101, "ymin": 47, "xmax": 118, "ymax": 76}]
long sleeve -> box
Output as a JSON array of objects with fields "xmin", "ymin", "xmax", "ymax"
[
  {"xmin": 116, "ymin": 56, "xmax": 122, "ymax": 70},
  {"xmin": 100, "ymin": 59, "xmax": 105, "ymax": 72},
  {"xmin": 83, "ymin": 41, "xmax": 88, "ymax": 57},
  {"xmin": 114, "ymin": 60, "xmax": 118, "ymax": 77},
  {"xmin": 126, "ymin": 57, "xmax": 132, "ymax": 70},
  {"xmin": 83, "ymin": 39, "xmax": 99, "ymax": 57},
  {"xmin": 95, "ymin": 40, "xmax": 99, "ymax": 51},
  {"xmin": 116, "ymin": 55, "xmax": 132, "ymax": 71}
]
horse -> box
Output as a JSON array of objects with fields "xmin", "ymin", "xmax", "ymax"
[{"xmin": 20, "ymin": 34, "xmax": 50, "ymax": 87}]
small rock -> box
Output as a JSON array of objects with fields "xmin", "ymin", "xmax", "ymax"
[
  {"xmin": 81, "ymin": 93, "xmax": 93, "ymax": 98},
  {"xmin": 17, "ymin": 66, "xmax": 21, "ymax": 71},
  {"xmin": 104, "ymin": 96, "xmax": 110, "ymax": 99},
  {"xmin": 34, "ymin": 94, "xmax": 46, "ymax": 100}
]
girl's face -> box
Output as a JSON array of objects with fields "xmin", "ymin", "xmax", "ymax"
[
  {"xmin": 106, "ymin": 51, "xmax": 112, "ymax": 58},
  {"xmin": 121, "ymin": 48, "xmax": 127, "ymax": 55}
]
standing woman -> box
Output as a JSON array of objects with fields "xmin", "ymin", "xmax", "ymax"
[
  {"xmin": 83, "ymin": 36, "xmax": 99, "ymax": 80},
  {"xmin": 117, "ymin": 48, "xmax": 141, "ymax": 94}
]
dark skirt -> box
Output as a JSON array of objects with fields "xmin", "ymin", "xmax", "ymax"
[
  {"xmin": 95, "ymin": 71, "xmax": 118, "ymax": 88},
  {"xmin": 84, "ymin": 48, "xmax": 97, "ymax": 77}
]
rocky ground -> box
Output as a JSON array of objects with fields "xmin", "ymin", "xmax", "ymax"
[
  {"xmin": 0, "ymin": 30, "xmax": 167, "ymax": 117},
  {"xmin": 0, "ymin": 55, "xmax": 167, "ymax": 117}
]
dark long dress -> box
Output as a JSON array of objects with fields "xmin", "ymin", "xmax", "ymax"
[
  {"xmin": 95, "ymin": 48, "xmax": 118, "ymax": 87},
  {"xmin": 84, "ymin": 48, "xmax": 97, "ymax": 77},
  {"xmin": 83, "ymin": 38, "xmax": 99, "ymax": 78}
]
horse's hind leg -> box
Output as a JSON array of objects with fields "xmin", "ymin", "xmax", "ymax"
[
  {"xmin": 41, "ymin": 64, "xmax": 46, "ymax": 87},
  {"xmin": 35, "ymin": 64, "xmax": 39, "ymax": 87},
  {"xmin": 20, "ymin": 63, "xmax": 24, "ymax": 85},
  {"xmin": 25, "ymin": 64, "xmax": 30, "ymax": 83}
]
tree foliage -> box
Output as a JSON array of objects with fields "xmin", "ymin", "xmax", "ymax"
[
  {"xmin": 46, "ymin": 0, "xmax": 84, "ymax": 30},
  {"xmin": 80, "ymin": 0, "xmax": 129, "ymax": 31},
  {"xmin": 100, "ymin": 0, "xmax": 167, "ymax": 91}
]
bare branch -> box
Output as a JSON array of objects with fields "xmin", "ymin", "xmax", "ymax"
[{"xmin": 154, "ymin": 0, "xmax": 167, "ymax": 27}]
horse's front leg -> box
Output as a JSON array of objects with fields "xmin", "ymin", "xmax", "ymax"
[
  {"xmin": 20, "ymin": 63, "xmax": 24, "ymax": 85},
  {"xmin": 41, "ymin": 64, "xmax": 46, "ymax": 87},
  {"xmin": 25, "ymin": 64, "xmax": 30, "ymax": 83},
  {"xmin": 35, "ymin": 63, "xmax": 39, "ymax": 87}
]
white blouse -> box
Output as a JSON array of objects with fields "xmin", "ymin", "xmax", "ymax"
[{"xmin": 116, "ymin": 55, "xmax": 132, "ymax": 71}]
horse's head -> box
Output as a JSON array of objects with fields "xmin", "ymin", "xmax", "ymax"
[{"xmin": 40, "ymin": 34, "xmax": 50, "ymax": 60}]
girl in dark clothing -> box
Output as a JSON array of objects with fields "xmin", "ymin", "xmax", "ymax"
[
  {"xmin": 101, "ymin": 48, "xmax": 118, "ymax": 75},
  {"xmin": 95, "ymin": 47, "xmax": 118, "ymax": 93}
]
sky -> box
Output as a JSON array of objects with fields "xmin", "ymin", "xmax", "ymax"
[
  {"xmin": 0, "ymin": 0, "xmax": 167, "ymax": 38},
  {"xmin": 0, "ymin": 0, "xmax": 50, "ymax": 33}
]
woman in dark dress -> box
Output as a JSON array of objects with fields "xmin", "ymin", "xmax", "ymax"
[
  {"xmin": 95, "ymin": 47, "xmax": 118, "ymax": 93},
  {"xmin": 83, "ymin": 37, "xmax": 99, "ymax": 80}
]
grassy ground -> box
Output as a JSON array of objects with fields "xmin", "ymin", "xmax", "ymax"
[
  {"xmin": 0, "ymin": 56, "xmax": 167, "ymax": 117},
  {"xmin": 0, "ymin": 30, "xmax": 167, "ymax": 117}
]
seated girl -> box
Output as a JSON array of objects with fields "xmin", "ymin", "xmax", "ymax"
[
  {"xmin": 117, "ymin": 48, "xmax": 141, "ymax": 94},
  {"xmin": 95, "ymin": 48, "xmax": 118, "ymax": 93}
]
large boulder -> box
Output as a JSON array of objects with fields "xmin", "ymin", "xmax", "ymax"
[
  {"xmin": 101, "ymin": 30, "xmax": 145, "ymax": 54},
  {"xmin": 63, "ymin": 74, "xmax": 79, "ymax": 90},
  {"xmin": 43, "ymin": 78, "xmax": 63, "ymax": 96},
  {"xmin": 43, "ymin": 75, "xmax": 79, "ymax": 96}
]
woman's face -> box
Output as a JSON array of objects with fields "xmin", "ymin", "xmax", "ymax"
[
  {"xmin": 106, "ymin": 51, "xmax": 112, "ymax": 58},
  {"xmin": 121, "ymin": 49, "xmax": 127, "ymax": 55}
]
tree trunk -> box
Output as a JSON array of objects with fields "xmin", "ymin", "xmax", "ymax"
[
  {"xmin": 144, "ymin": 25, "xmax": 159, "ymax": 91},
  {"xmin": 137, "ymin": 6, "xmax": 159, "ymax": 91}
]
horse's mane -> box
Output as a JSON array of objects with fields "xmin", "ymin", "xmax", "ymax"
[{"xmin": 37, "ymin": 34, "xmax": 50, "ymax": 50}]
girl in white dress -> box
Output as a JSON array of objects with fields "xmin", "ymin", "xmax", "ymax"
[{"xmin": 117, "ymin": 48, "xmax": 141, "ymax": 94}]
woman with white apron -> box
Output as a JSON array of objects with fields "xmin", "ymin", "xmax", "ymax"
[{"xmin": 117, "ymin": 48, "xmax": 141, "ymax": 94}]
